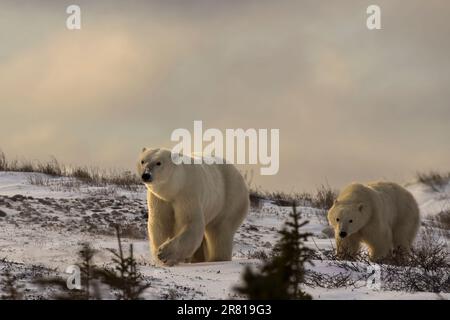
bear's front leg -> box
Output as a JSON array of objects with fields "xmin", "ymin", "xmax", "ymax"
[
  {"xmin": 157, "ymin": 201, "xmax": 205, "ymax": 266},
  {"xmin": 147, "ymin": 192, "xmax": 175, "ymax": 261},
  {"xmin": 336, "ymin": 233, "xmax": 361, "ymax": 260}
]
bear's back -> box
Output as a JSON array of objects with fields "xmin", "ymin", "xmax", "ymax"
[{"xmin": 367, "ymin": 181, "xmax": 419, "ymax": 226}]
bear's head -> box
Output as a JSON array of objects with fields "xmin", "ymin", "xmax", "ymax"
[
  {"xmin": 327, "ymin": 200, "xmax": 371, "ymax": 239},
  {"xmin": 137, "ymin": 148, "xmax": 184, "ymax": 200}
]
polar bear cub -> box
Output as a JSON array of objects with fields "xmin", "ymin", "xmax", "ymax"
[
  {"xmin": 328, "ymin": 182, "xmax": 420, "ymax": 261},
  {"xmin": 137, "ymin": 148, "xmax": 249, "ymax": 266}
]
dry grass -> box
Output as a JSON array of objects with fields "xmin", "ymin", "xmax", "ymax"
[
  {"xmin": 246, "ymin": 249, "xmax": 269, "ymax": 261},
  {"xmin": 27, "ymin": 174, "xmax": 51, "ymax": 187},
  {"xmin": 1, "ymin": 150, "xmax": 140, "ymax": 191},
  {"xmin": 263, "ymin": 190, "xmax": 313, "ymax": 207},
  {"xmin": 248, "ymin": 184, "xmax": 338, "ymax": 211}
]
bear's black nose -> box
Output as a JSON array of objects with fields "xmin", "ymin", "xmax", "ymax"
[
  {"xmin": 141, "ymin": 173, "xmax": 152, "ymax": 182},
  {"xmin": 339, "ymin": 231, "xmax": 347, "ymax": 238}
]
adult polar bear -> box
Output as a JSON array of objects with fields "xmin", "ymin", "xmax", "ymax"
[
  {"xmin": 137, "ymin": 148, "xmax": 249, "ymax": 266},
  {"xmin": 328, "ymin": 182, "xmax": 420, "ymax": 261}
]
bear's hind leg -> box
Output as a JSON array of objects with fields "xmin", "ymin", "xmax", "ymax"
[
  {"xmin": 204, "ymin": 199, "xmax": 248, "ymax": 262},
  {"xmin": 205, "ymin": 215, "xmax": 237, "ymax": 261},
  {"xmin": 392, "ymin": 225, "xmax": 415, "ymax": 254},
  {"xmin": 204, "ymin": 224, "xmax": 234, "ymax": 262},
  {"xmin": 190, "ymin": 237, "xmax": 208, "ymax": 263},
  {"xmin": 393, "ymin": 202, "xmax": 420, "ymax": 255}
]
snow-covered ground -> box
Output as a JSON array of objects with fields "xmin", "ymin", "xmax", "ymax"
[{"xmin": 0, "ymin": 171, "xmax": 448, "ymax": 299}]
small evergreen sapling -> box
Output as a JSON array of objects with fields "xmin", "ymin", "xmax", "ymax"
[
  {"xmin": 34, "ymin": 226, "xmax": 150, "ymax": 299},
  {"xmin": 34, "ymin": 242, "xmax": 100, "ymax": 299},
  {"xmin": 77, "ymin": 242, "xmax": 100, "ymax": 299},
  {"xmin": 236, "ymin": 202, "xmax": 314, "ymax": 299},
  {"xmin": 95, "ymin": 226, "xmax": 151, "ymax": 299}
]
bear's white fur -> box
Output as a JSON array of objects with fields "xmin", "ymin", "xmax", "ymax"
[
  {"xmin": 137, "ymin": 148, "xmax": 249, "ymax": 266},
  {"xmin": 327, "ymin": 182, "xmax": 420, "ymax": 261}
]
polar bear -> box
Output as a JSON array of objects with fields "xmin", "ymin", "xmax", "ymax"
[
  {"xmin": 327, "ymin": 182, "xmax": 420, "ymax": 261},
  {"xmin": 137, "ymin": 148, "xmax": 249, "ymax": 266}
]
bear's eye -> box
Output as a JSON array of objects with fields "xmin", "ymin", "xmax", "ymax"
[
  {"xmin": 336, "ymin": 218, "xmax": 340, "ymax": 222},
  {"xmin": 156, "ymin": 161, "xmax": 161, "ymax": 166},
  {"xmin": 141, "ymin": 160, "xmax": 144, "ymax": 165},
  {"xmin": 349, "ymin": 219, "xmax": 353, "ymax": 223}
]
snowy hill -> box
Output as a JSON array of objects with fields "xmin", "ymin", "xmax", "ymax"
[{"xmin": 0, "ymin": 171, "xmax": 448, "ymax": 299}]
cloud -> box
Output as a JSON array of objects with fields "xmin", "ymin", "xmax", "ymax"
[
  {"xmin": 1, "ymin": 0, "xmax": 450, "ymax": 191},
  {"xmin": 0, "ymin": 28, "xmax": 194, "ymax": 115}
]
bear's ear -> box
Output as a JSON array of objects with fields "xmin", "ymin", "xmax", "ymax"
[
  {"xmin": 358, "ymin": 203, "xmax": 364, "ymax": 212},
  {"xmin": 142, "ymin": 147, "xmax": 147, "ymax": 153},
  {"xmin": 334, "ymin": 199, "xmax": 338, "ymax": 205}
]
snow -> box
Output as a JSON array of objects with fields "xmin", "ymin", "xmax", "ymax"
[
  {"xmin": 408, "ymin": 181, "xmax": 450, "ymax": 218},
  {"xmin": 0, "ymin": 171, "xmax": 448, "ymax": 300}
]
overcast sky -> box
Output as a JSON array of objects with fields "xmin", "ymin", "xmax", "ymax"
[{"xmin": 1, "ymin": 0, "xmax": 449, "ymax": 192}]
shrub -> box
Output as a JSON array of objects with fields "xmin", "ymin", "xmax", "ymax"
[
  {"xmin": 417, "ymin": 171, "xmax": 450, "ymax": 192},
  {"xmin": 249, "ymin": 190, "xmax": 264, "ymax": 209},
  {"xmin": 0, "ymin": 151, "xmax": 7, "ymax": 171},
  {"xmin": 383, "ymin": 231, "xmax": 449, "ymax": 293},
  {"xmin": 434, "ymin": 210, "xmax": 450, "ymax": 231},
  {"xmin": 312, "ymin": 184, "xmax": 338, "ymax": 210},
  {"xmin": 308, "ymin": 229, "xmax": 450, "ymax": 293}
]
